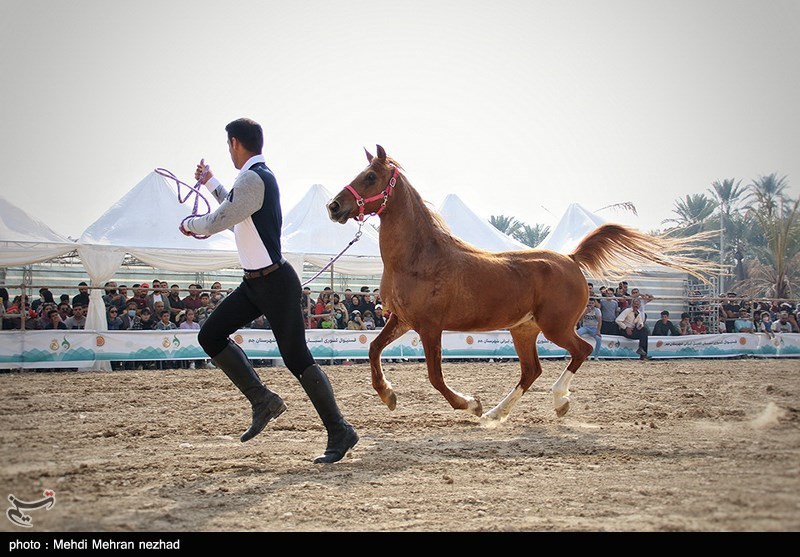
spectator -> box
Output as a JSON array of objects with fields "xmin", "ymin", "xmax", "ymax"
[
  {"xmin": 772, "ymin": 311, "xmax": 796, "ymax": 334},
  {"xmin": 32, "ymin": 287, "xmax": 56, "ymax": 313},
  {"xmin": 116, "ymin": 285, "xmax": 129, "ymax": 308},
  {"xmin": 347, "ymin": 309, "xmax": 366, "ymax": 330},
  {"xmin": 576, "ymin": 299, "xmax": 602, "ymax": 359},
  {"xmin": 690, "ymin": 315, "xmax": 707, "ymax": 335},
  {"xmin": 630, "ymin": 287, "xmax": 654, "ymax": 321},
  {"xmin": 599, "ymin": 288, "xmax": 620, "ymax": 335},
  {"xmin": 127, "ymin": 283, "xmax": 148, "ymax": 310},
  {"xmin": 678, "ymin": 312, "xmax": 693, "ymax": 335},
  {"xmin": 147, "ymin": 281, "xmax": 172, "ymax": 317},
  {"xmin": 120, "ymin": 301, "xmax": 139, "ymax": 329},
  {"xmin": 178, "ymin": 309, "xmax": 201, "ymax": 330},
  {"xmin": 734, "ymin": 309, "xmax": 755, "ymax": 333},
  {"xmin": 167, "ymin": 284, "xmax": 185, "ymax": 323},
  {"xmin": 343, "ymin": 288, "xmax": 354, "ymax": 312},
  {"xmin": 318, "ymin": 307, "xmax": 336, "ymax": 329},
  {"xmin": 722, "ymin": 292, "xmax": 741, "ymax": 334},
  {"xmin": 57, "ymin": 303, "xmax": 71, "ymax": 322},
  {"xmin": 44, "ymin": 309, "xmax": 67, "ymax": 330},
  {"xmin": 59, "ymin": 293, "xmax": 70, "ymax": 306},
  {"xmin": 756, "ymin": 312, "xmax": 774, "ymax": 338},
  {"xmin": 652, "ymin": 310, "xmax": 680, "ymax": 336},
  {"xmin": 362, "ymin": 310, "xmax": 376, "ymax": 330},
  {"xmin": 349, "ymin": 294, "xmax": 365, "ymax": 316},
  {"xmin": 64, "ymin": 304, "xmax": 87, "ymax": 330},
  {"xmin": 373, "ymin": 305, "xmax": 386, "ymax": 328},
  {"xmin": 0, "ymin": 287, "xmax": 9, "ymax": 309},
  {"xmin": 134, "ymin": 307, "xmax": 156, "ymax": 330},
  {"xmin": 615, "ymin": 281, "xmax": 630, "ymax": 311},
  {"xmin": 155, "ymin": 310, "xmax": 177, "ymax": 331},
  {"xmin": 329, "ymin": 293, "xmax": 347, "ymax": 327},
  {"xmin": 195, "ymin": 292, "xmax": 213, "ymax": 325},
  {"xmin": 209, "ymin": 281, "xmax": 226, "ymax": 305},
  {"xmin": 72, "ymin": 282, "xmax": 90, "ymax": 308},
  {"xmin": 373, "ymin": 288, "xmax": 382, "ymax": 308},
  {"xmin": 615, "ymin": 298, "xmax": 649, "ymax": 359},
  {"xmin": 182, "ymin": 284, "xmax": 203, "ymax": 311},
  {"xmin": 34, "ymin": 303, "xmax": 57, "ymax": 329},
  {"xmin": 301, "ymin": 286, "xmax": 314, "ymax": 317},
  {"xmin": 587, "ymin": 282, "xmax": 596, "ymax": 298},
  {"xmin": 106, "ymin": 306, "xmax": 124, "ymax": 330},
  {"xmin": 360, "ymin": 286, "xmax": 375, "ymax": 315}
]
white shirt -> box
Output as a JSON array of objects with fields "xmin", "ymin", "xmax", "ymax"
[{"xmin": 616, "ymin": 307, "xmax": 645, "ymax": 330}]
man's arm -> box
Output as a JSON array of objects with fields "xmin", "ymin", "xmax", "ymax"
[{"xmin": 183, "ymin": 172, "xmax": 265, "ymax": 236}]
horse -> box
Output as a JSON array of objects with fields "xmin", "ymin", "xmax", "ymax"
[{"xmin": 327, "ymin": 145, "xmax": 711, "ymax": 424}]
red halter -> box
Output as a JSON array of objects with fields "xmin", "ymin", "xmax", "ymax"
[{"xmin": 344, "ymin": 166, "xmax": 398, "ymax": 222}]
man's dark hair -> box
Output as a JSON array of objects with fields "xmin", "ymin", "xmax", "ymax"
[
  {"xmin": 226, "ymin": 118, "xmax": 264, "ymax": 153},
  {"xmin": 661, "ymin": 310, "xmax": 669, "ymax": 316}
]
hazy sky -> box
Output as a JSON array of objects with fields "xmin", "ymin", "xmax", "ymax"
[{"xmin": 1, "ymin": 0, "xmax": 798, "ymax": 240}]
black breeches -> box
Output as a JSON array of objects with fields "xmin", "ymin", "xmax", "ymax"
[{"xmin": 197, "ymin": 263, "xmax": 314, "ymax": 377}]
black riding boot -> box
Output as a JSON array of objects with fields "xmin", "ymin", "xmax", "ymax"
[
  {"xmin": 212, "ymin": 341, "xmax": 287, "ymax": 442},
  {"xmin": 299, "ymin": 364, "xmax": 359, "ymax": 463}
]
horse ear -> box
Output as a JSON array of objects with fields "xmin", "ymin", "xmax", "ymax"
[
  {"xmin": 364, "ymin": 147, "xmax": 374, "ymax": 163},
  {"xmin": 376, "ymin": 145, "xmax": 386, "ymax": 160}
]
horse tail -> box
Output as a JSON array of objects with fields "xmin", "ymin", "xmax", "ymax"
[{"xmin": 569, "ymin": 223, "xmax": 715, "ymax": 282}]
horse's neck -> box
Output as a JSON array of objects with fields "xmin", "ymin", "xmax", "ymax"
[{"xmin": 378, "ymin": 177, "xmax": 450, "ymax": 264}]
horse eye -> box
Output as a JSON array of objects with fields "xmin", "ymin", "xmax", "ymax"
[{"xmin": 366, "ymin": 172, "xmax": 377, "ymax": 183}]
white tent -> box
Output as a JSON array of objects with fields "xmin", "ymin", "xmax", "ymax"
[
  {"xmin": 536, "ymin": 202, "xmax": 607, "ymax": 254},
  {"xmin": 282, "ymin": 184, "xmax": 384, "ymax": 275},
  {"xmin": 77, "ymin": 171, "xmax": 243, "ymax": 368},
  {"xmin": 437, "ymin": 194, "xmax": 529, "ymax": 252},
  {"xmin": 0, "ymin": 195, "xmax": 75, "ymax": 266}
]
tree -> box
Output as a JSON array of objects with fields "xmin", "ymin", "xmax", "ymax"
[
  {"xmin": 746, "ymin": 173, "xmax": 789, "ymax": 218},
  {"xmin": 708, "ymin": 178, "xmax": 745, "ymax": 291},
  {"xmin": 489, "ymin": 215, "xmax": 523, "ymax": 237},
  {"xmin": 513, "ymin": 223, "xmax": 551, "ymax": 248},
  {"xmin": 661, "ymin": 193, "xmax": 718, "ymax": 236},
  {"xmin": 735, "ymin": 195, "xmax": 800, "ymax": 298}
]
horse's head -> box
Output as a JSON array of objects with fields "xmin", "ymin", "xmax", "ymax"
[{"xmin": 327, "ymin": 145, "xmax": 399, "ymax": 224}]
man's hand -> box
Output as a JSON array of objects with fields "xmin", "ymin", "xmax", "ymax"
[
  {"xmin": 179, "ymin": 221, "xmax": 192, "ymax": 236},
  {"xmin": 626, "ymin": 327, "xmax": 633, "ymax": 335},
  {"xmin": 195, "ymin": 159, "xmax": 213, "ymax": 185}
]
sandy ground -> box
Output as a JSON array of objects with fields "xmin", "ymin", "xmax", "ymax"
[{"xmin": 1, "ymin": 357, "xmax": 798, "ymax": 533}]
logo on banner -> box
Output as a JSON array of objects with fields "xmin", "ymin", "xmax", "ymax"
[{"xmin": 49, "ymin": 336, "xmax": 70, "ymax": 352}]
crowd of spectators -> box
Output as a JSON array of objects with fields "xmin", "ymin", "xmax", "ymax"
[
  {"xmin": 301, "ymin": 285, "xmax": 387, "ymax": 330},
  {"xmin": 579, "ymin": 281, "xmax": 800, "ymax": 360}
]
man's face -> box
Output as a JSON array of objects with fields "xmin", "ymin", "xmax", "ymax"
[
  {"xmin": 119, "ymin": 287, "xmax": 128, "ymax": 297},
  {"xmin": 171, "ymin": 286, "xmax": 180, "ymax": 296},
  {"xmin": 73, "ymin": 306, "xmax": 84, "ymax": 317},
  {"xmin": 189, "ymin": 286, "xmax": 199, "ymax": 297},
  {"xmin": 632, "ymin": 300, "xmax": 641, "ymax": 310},
  {"xmin": 660, "ymin": 315, "xmax": 669, "ymax": 322},
  {"xmin": 79, "ymin": 286, "xmax": 88, "ymax": 294}
]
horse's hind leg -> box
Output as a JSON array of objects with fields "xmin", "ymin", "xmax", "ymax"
[
  {"xmin": 541, "ymin": 326, "xmax": 593, "ymax": 417},
  {"xmin": 420, "ymin": 330, "xmax": 483, "ymax": 417},
  {"xmin": 481, "ymin": 321, "xmax": 543, "ymax": 425},
  {"xmin": 368, "ymin": 313, "xmax": 411, "ymax": 410}
]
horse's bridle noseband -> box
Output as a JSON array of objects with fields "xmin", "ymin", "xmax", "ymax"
[{"xmin": 344, "ymin": 165, "xmax": 399, "ymax": 222}]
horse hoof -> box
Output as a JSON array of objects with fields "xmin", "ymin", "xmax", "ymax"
[
  {"xmin": 555, "ymin": 401, "xmax": 570, "ymax": 418},
  {"xmin": 384, "ymin": 390, "xmax": 397, "ymax": 411},
  {"xmin": 465, "ymin": 396, "xmax": 482, "ymax": 417}
]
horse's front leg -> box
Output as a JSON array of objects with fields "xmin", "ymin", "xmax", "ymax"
[
  {"xmin": 420, "ymin": 330, "xmax": 482, "ymax": 417},
  {"xmin": 368, "ymin": 313, "xmax": 411, "ymax": 410}
]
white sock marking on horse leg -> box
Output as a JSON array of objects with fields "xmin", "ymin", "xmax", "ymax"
[
  {"xmin": 551, "ymin": 369, "xmax": 575, "ymax": 413},
  {"xmin": 480, "ymin": 385, "xmax": 525, "ymax": 427}
]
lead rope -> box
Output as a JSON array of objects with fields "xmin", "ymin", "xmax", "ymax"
[
  {"xmin": 300, "ymin": 220, "xmax": 368, "ymax": 286},
  {"xmin": 154, "ymin": 167, "xmax": 211, "ymax": 239}
]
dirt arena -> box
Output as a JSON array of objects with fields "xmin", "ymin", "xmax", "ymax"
[{"xmin": 1, "ymin": 357, "xmax": 798, "ymax": 533}]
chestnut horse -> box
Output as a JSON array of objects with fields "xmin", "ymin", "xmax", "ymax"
[{"xmin": 327, "ymin": 145, "xmax": 709, "ymax": 424}]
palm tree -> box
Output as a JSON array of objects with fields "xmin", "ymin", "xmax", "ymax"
[
  {"xmin": 513, "ymin": 223, "xmax": 551, "ymax": 248},
  {"xmin": 746, "ymin": 173, "xmax": 789, "ymax": 218},
  {"xmin": 708, "ymin": 178, "xmax": 745, "ymax": 291},
  {"xmin": 489, "ymin": 215, "xmax": 523, "ymax": 237},
  {"xmin": 662, "ymin": 194, "xmax": 718, "ymax": 236},
  {"xmin": 735, "ymin": 195, "xmax": 800, "ymax": 298}
]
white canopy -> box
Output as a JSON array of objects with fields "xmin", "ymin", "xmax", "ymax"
[
  {"xmin": 282, "ymin": 184, "xmax": 384, "ymax": 275},
  {"xmin": 77, "ymin": 171, "xmax": 243, "ymax": 368},
  {"xmin": 536, "ymin": 202, "xmax": 607, "ymax": 254},
  {"xmin": 0, "ymin": 195, "xmax": 75, "ymax": 266},
  {"xmin": 438, "ymin": 194, "xmax": 529, "ymax": 252}
]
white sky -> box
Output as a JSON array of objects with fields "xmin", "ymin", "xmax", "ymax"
[{"xmin": 1, "ymin": 0, "xmax": 798, "ymax": 239}]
